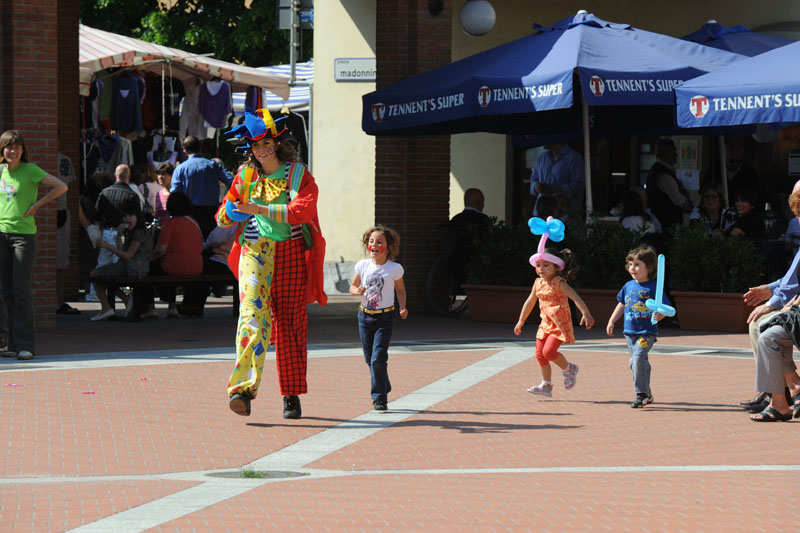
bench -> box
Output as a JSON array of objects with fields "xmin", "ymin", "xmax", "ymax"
[{"xmin": 102, "ymin": 274, "xmax": 239, "ymax": 321}]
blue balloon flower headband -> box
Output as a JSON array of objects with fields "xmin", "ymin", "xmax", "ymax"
[
  {"xmin": 528, "ymin": 216, "xmax": 566, "ymax": 270},
  {"xmin": 227, "ymin": 107, "xmax": 288, "ymax": 151}
]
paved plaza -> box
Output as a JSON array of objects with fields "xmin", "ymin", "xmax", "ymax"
[{"xmin": 1, "ymin": 296, "xmax": 797, "ymax": 531}]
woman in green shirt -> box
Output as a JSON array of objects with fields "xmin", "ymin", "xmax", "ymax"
[{"xmin": 0, "ymin": 130, "xmax": 68, "ymax": 360}]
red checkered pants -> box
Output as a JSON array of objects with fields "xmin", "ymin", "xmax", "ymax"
[{"xmin": 272, "ymin": 238, "xmax": 309, "ymax": 396}]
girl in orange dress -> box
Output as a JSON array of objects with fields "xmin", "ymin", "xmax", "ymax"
[{"xmin": 514, "ymin": 216, "xmax": 594, "ymax": 397}]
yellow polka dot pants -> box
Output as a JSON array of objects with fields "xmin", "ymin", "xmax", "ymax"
[{"xmin": 227, "ymin": 237, "xmax": 274, "ymax": 399}]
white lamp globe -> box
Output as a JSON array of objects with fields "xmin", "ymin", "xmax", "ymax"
[{"xmin": 459, "ymin": 0, "xmax": 496, "ymax": 36}]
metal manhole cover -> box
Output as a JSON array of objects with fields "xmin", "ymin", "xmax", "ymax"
[{"xmin": 206, "ymin": 470, "xmax": 306, "ymax": 479}]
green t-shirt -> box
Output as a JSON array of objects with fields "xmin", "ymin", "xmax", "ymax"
[
  {"xmin": 251, "ymin": 163, "xmax": 292, "ymax": 242},
  {"xmin": 0, "ymin": 162, "xmax": 47, "ymax": 234}
]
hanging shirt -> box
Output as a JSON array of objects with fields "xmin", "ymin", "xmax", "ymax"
[
  {"xmin": 56, "ymin": 153, "xmax": 76, "ymax": 210},
  {"xmin": 111, "ymin": 75, "xmax": 144, "ymax": 134},
  {"xmin": 199, "ymin": 80, "xmax": 232, "ymax": 129},
  {"xmin": 180, "ymin": 79, "xmax": 210, "ymax": 139}
]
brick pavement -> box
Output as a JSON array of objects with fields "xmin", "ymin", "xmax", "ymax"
[{"xmin": 1, "ymin": 296, "xmax": 796, "ymax": 531}]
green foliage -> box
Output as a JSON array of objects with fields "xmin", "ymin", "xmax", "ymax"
[
  {"xmin": 465, "ymin": 217, "xmax": 539, "ymax": 287},
  {"xmin": 667, "ymin": 223, "xmax": 765, "ymax": 293},
  {"xmin": 80, "ymin": 0, "xmax": 313, "ymax": 66},
  {"xmin": 561, "ymin": 217, "xmax": 649, "ymax": 290},
  {"xmin": 465, "ymin": 216, "xmax": 647, "ymax": 289}
]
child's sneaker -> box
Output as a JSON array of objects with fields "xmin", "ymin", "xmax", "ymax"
[
  {"xmin": 527, "ymin": 383, "xmax": 553, "ymax": 397},
  {"xmin": 563, "ymin": 363, "xmax": 579, "ymax": 390},
  {"xmin": 631, "ymin": 393, "xmax": 653, "ymax": 408}
]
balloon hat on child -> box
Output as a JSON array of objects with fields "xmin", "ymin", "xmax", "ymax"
[
  {"xmin": 528, "ymin": 216, "xmax": 566, "ymax": 269},
  {"xmin": 645, "ymin": 253, "xmax": 676, "ymax": 325}
]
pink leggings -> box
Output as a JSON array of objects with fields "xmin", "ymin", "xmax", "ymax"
[{"xmin": 535, "ymin": 335, "xmax": 563, "ymax": 366}]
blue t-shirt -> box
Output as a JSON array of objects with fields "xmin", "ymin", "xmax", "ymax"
[{"xmin": 616, "ymin": 279, "xmax": 670, "ymax": 336}]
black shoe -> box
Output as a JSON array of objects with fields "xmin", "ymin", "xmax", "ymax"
[
  {"xmin": 746, "ymin": 397, "xmax": 771, "ymax": 414},
  {"xmin": 283, "ymin": 395, "xmax": 302, "ymax": 419},
  {"xmin": 740, "ymin": 391, "xmax": 770, "ymax": 409},
  {"xmin": 229, "ymin": 393, "xmax": 251, "ymax": 416},
  {"xmin": 631, "ymin": 393, "xmax": 653, "ymax": 408},
  {"xmin": 56, "ymin": 303, "xmax": 81, "ymax": 315},
  {"xmin": 177, "ymin": 304, "xmax": 203, "ymax": 318},
  {"xmin": 373, "ymin": 399, "xmax": 388, "ymax": 411}
]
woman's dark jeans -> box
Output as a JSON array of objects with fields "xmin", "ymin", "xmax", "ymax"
[{"xmin": 0, "ymin": 232, "xmax": 37, "ymax": 352}]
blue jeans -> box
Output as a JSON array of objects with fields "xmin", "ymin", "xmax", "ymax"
[
  {"xmin": 625, "ymin": 334, "xmax": 656, "ymax": 395},
  {"xmin": 358, "ymin": 310, "xmax": 394, "ymax": 402},
  {"xmin": 0, "ymin": 233, "xmax": 37, "ymax": 353}
]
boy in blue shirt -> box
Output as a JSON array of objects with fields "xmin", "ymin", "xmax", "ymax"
[{"xmin": 606, "ymin": 245, "xmax": 670, "ymax": 408}]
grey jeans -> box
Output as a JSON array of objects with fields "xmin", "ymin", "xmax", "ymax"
[
  {"xmin": 0, "ymin": 232, "xmax": 37, "ymax": 353},
  {"xmin": 755, "ymin": 325, "xmax": 798, "ymax": 394}
]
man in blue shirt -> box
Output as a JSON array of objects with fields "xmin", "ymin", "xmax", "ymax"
[
  {"xmin": 742, "ymin": 181, "xmax": 800, "ymax": 409},
  {"xmin": 529, "ymin": 143, "xmax": 585, "ymax": 217},
  {"xmin": 170, "ymin": 136, "xmax": 234, "ymax": 238}
]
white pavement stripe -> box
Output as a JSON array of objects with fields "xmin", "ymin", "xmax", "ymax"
[
  {"xmin": 66, "ymin": 348, "xmax": 531, "ymax": 532},
  {"xmin": 247, "ymin": 349, "xmax": 531, "ymax": 470},
  {"xmin": 10, "ymin": 462, "xmax": 800, "ymax": 489},
  {"xmin": 68, "ymin": 479, "xmax": 270, "ymax": 533}
]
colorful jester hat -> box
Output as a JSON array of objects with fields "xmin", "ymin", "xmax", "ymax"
[
  {"xmin": 226, "ymin": 107, "xmax": 288, "ymax": 151},
  {"xmin": 528, "ymin": 216, "xmax": 566, "ymax": 270}
]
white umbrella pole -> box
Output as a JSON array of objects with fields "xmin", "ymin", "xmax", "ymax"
[
  {"xmin": 582, "ymin": 92, "xmax": 593, "ymax": 219},
  {"xmin": 718, "ymin": 135, "xmax": 729, "ymax": 207}
]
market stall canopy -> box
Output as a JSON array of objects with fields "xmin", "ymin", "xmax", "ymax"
[
  {"xmin": 232, "ymin": 61, "xmax": 313, "ymax": 114},
  {"xmin": 361, "ymin": 12, "xmax": 744, "ymax": 138},
  {"xmin": 79, "ymin": 24, "xmax": 290, "ymax": 100},
  {"xmin": 675, "ymin": 40, "xmax": 800, "ymax": 127},
  {"xmin": 682, "ymin": 21, "xmax": 795, "ymax": 57}
]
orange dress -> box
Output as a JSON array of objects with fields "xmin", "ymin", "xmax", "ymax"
[{"xmin": 534, "ymin": 276, "xmax": 574, "ymax": 344}]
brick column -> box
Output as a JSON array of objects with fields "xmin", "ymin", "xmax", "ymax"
[
  {"xmin": 58, "ymin": 0, "xmax": 80, "ymax": 301},
  {"xmin": 375, "ymin": 1, "xmax": 452, "ymax": 310},
  {"xmin": 0, "ymin": 0, "xmax": 77, "ymax": 329}
]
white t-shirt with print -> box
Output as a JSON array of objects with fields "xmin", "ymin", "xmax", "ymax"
[{"xmin": 355, "ymin": 259, "xmax": 404, "ymax": 310}]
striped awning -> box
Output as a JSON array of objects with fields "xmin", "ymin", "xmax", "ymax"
[
  {"xmin": 232, "ymin": 61, "xmax": 313, "ymax": 114},
  {"xmin": 79, "ymin": 24, "xmax": 290, "ymax": 100}
]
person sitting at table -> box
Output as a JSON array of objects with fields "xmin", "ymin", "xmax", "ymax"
[
  {"xmin": 620, "ymin": 188, "xmax": 657, "ymax": 235},
  {"xmin": 690, "ymin": 182, "xmax": 736, "ymax": 236},
  {"xmin": 140, "ymin": 191, "xmax": 203, "ymax": 318},
  {"xmin": 726, "ymin": 186, "xmax": 764, "ymax": 243}
]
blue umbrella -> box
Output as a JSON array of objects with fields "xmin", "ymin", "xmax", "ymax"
[
  {"xmin": 362, "ymin": 11, "xmax": 743, "ymax": 212},
  {"xmin": 682, "ymin": 21, "xmax": 794, "ymax": 57},
  {"xmin": 362, "ymin": 12, "xmax": 742, "ymax": 137},
  {"xmin": 675, "ymin": 40, "xmax": 800, "ymax": 128}
]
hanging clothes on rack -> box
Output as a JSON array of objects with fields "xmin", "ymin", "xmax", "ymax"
[
  {"xmin": 180, "ymin": 79, "xmax": 214, "ymax": 139},
  {"xmin": 282, "ymin": 109, "xmax": 309, "ymax": 165},
  {"xmin": 147, "ymin": 131, "xmax": 181, "ymax": 169},
  {"xmin": 94, "ymin": 133, "xmax": 133, "ymax": 174},
  {"xmin": 199, "ymin": 79, "xmax": 232, "ymax": 129},
  {"xmin": 82, "ymin": 78, "xmax": 104, "ymax": 132},
  {"xmin": 244, "ymin": 86, "xmax": 263, "ymax": 110},
  {"xmin": 111, "ymin": 72, "xmax": 144, "ymax": 134}
]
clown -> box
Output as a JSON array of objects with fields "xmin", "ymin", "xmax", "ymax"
[{"xmin": 218, "ymin": 108, "xmax": 326, "ymax": 419}]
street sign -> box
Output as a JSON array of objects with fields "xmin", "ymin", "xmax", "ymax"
[
  {"xmin": 334, "ymin": 58, "xmax": 377, "ymax": 82},
  {"xmin": 277, "ymin": 0, "xmax": 314, "ymax": 30}
]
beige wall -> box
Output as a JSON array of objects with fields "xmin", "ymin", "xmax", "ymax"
[
  {"xmin": 313, "ymin": 1, "xmax": 376, "ymax": 263},
  {"xmin": 315, "ymin": 1, "xmax": 800, "ymax": 244},
  {"xmin": 447, "ymin": 0, "xmax": 800, "ymax": 219}
]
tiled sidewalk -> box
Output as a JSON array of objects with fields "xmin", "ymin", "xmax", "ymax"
[{"xmin": 2, "ymin": 323, "xmax": 797, "ymax": 531}]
